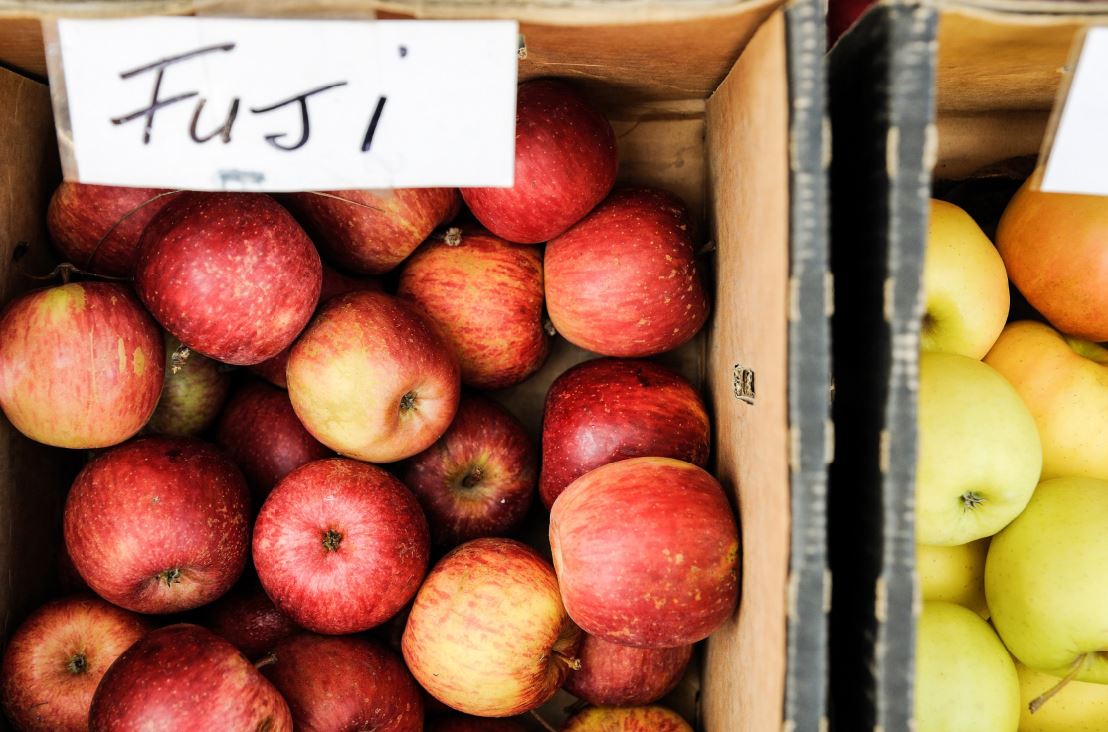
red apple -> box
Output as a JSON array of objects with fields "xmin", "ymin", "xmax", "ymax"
[
  {"xmin": 398, "ymin": 227, "xmax": 549, "ymax": 389},
  {"xmin": 0, "ymin": 282, "xmax": 164, "ymax": 448},
  {"xmin": 217, "ymin": 380, "xmax": 331, "ymax": 501},
  {"xmin": 47, "ymin": 182, "xmax": 177, "ymax": 277},
  {"xmin": 261, "ymin": 633, "xmax": 423, "ymax": 731},
  {"xmin": 253, "ymin": 458, "xmax": 430, "ymax": 634},
  {"xmin": 402, "ymin": 538, "xmax": 581, "ymax": 717},
  {"xmin": 284, "ymin": 188, "xmax": 460, "ymax": 274},
  {"xmin": 561, "ymin": 705, "xmax": 693, "ymax": 731},
  {"xmin": 249, "ymin": 264, "xmax": 381, "ymax": 389},
  {"xmin": 287, "ymin": 291, "xmax": 461, "ymax": 462},
  {"xmin": 202, "ymin": 574, "xmax": 299, "ymax": 660},
  {"xmin": 461, "ymin": 80, "xmax": 617, "ymax": 244},
  {"xmin": 565, "ymin": 634, "xmax": 692, "ymax": 706},
  {"xmin": 134, "ymin": 192, "xmax": 322, "ymax": 365},
  {"xmin": 545, "ymin": 187, "xmax": 709, "ymax": 357},
  {"xmin": 64, "ymin": 436, "xmax": 250, "ymax": 614},
  {"xmin": 88, "ymin": 624, "xmax": 292, "ymax": 731},
  {"xmin": 401, "ymin": 392, "xmax": 536, "ymax": 547},
  {"xmin": 146, "ymin": 335, "xmax": 231, "ymax": 437},
  {"xmin": 549, "ymin": 457, "xmax": 739, "ymax": 648},
  {"xmin": 0, "ymin": 595, "xmax": 149, "ymax": 732},
  {"xmin": 428, "ymin": 716, "xmax": 528, "ymax": 732},
  {"xmin": 539, "ymin": 358, "xmax": 710, "ymax": 509}
]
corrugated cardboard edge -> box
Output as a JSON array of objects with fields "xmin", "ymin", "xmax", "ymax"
[{"xmin": 783, "ymin": 0, "xmax": 830, "ymax": 729}]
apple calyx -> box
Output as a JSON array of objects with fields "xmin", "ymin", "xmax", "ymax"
[
  {"xmin": 1029, "ymin": 653, "xmax": 1087, "ymax": 714},
  {"xmin": 169, "ymin": 344, "xmax": 191, "ymax": 374},
  {"xmin": 960, "ymin": 491, "xmax": 985, "ymax": 511},
  {"xmin": 460, "ymin": 465, "xmax": 485, "ymax": 489},
  {"xmin": 322, "ymin": 529, "xmax": 343, "ymax": 552},
  {"xmin": 399, "ymin": 391, "xmax": 418, "ymax": 414},
  {"xmin": 156, "ymin": 567, "xmax": 183, "ymax": 587},
  {"xmin": 66, "ymin": 651, "xmax": 89, "ymax": 675},
  {"xmin": 442, "ymin": 227, "xmax": 463, "ymax": 246}
]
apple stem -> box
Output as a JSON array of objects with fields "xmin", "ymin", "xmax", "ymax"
[
  {"xmin": 530, "ymin": 711, "xmax": 558, "ymax": 732},
  {"xmin": 1030, "ymin": 654, "xmax": 1086, "ymax": 714},
  {"xmin": 25, "ymin": 262, "xmax": 131, "ymax": 284},
  {"xmin": 303, "ymin": 190, "xmax": 386, "ymax": 214},
  {"xmin": 254, "ymin": 653, "xmax": 277, "ymax": 670},
  {"xmin": 86, "ymin": 189, "xmax": 183, "ymax": 273},
  {"xmin": 552, "ymin": 649, "xmax": 582, "ymax": 671}
]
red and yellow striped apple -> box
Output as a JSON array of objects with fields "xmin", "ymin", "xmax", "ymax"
[{"xmin": 561, "ymin": 705, "xmax": 693, "ymax": 731}]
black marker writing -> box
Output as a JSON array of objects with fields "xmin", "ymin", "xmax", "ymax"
[
  {"xmin": 250, "ymin": 82, "xmax": 347, "ymax": 152},
  {"xmin": 361, "ymin": 96, "xmax": 388, "ymax": 152}
]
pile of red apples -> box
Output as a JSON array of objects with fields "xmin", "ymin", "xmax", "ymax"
[{"xmin": 0, "ymin": 79, "xmax": 738, "ymax": 732}]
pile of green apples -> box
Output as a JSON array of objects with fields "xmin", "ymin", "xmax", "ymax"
[{"xmin": 916, "ymin": 185, "xmax": 1108, "ymax": 732}]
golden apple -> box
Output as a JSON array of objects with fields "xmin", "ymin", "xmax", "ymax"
[
  {"xmin": 917, "ymin": 352, "xmax": 1041, "ymax": 545},
  {"xmin": 1017, "ymin": 659, "xmax": 1108, "ymax": 731},
  {"xmin": 922, "ymin": 199, "xmax": 1010, "ymax": 359},
  {"xmin": 915, "ymin": 601, "xmax": 1019, "ymax": 732},
  {"xmin": 917, "ymin": 539, "xmax": 989, "ymax": 618},
  {"xmin": 987, "ymin": 477, "xmax": 1108, "ymax": 684},
  {"xmin": 985, "ymin": 321, "xmax": 1108, "ymax": 482}
]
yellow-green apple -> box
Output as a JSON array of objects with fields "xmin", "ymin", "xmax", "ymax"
[
  {"xmin": 135, "ymin": 192, "xmax": 321, "ymax": 365},
  {"xmin": 545, "ymin": 187, "xmax": 708, "ymax": 357},
  {"xmin": 921, "ymin": 199, "xmax": 1009, "ymax": 358},
  {"xmin": 401, "ymin": 538, "xmax": 581, "ymax": 717},
  {"xmin": 287, "ymin": 291, "xmax": 460, "ymax": 462},
  {"xmin": 985, "ymin": 321, "xmax": 1108, "ymax": 482},
  {"xmin": 397, "ymin": 227, "xmax": 549, "ymax": 389},
  {"xmin": 64, "ymin": 436, "xmax": 250, "ymax": 614},
  {"xmin": 914, "ymin": 601, "xmax": 1019, "ymax": 732},
  {"xmin": 917, "ymin": 539, "xmax": 989, "ymax": 618},
  {"xmin": 916, "ymin": 352, "xmax": 1041, "ymax": 545},
  {"xmin": 997, "ymin": 182, "xmax": 1108, "ymax": 341},
  {"xmin": 146, "ymin": 335, "xmax": 230, "ymax": 437},
  {"xmin": 549, "ymin": 457, "xmax": 738, "ymax": 648},
  {"xmin": 986, "ymin": 477, "xmax": 1108, "ymax": 686},
  {"xmin": 261, "ymin": 633, "xmax": 422, "ymax": 731},
  {"xmin": 565, "ymin": 634, "xmax": 693, "ymax": 706},
  {"xmin": 0, "ymin": 595, "xmax": 149, "ymax": 732},
  {"xmin": 1016, "ymin": 659, "xmax": 1108, "ymax": 731},
  {"xmin": 561, "ymin": 705, "xmax": 693, "ymax": 731},
  {"xmin": 461, "ymin": 79, "xmax": 617, "ymax": 244},
  {"xmin": 217, "ymin": 380, "xmax": 331, "ymax": 502},
  {"xmin": 401, "ymin": 392, "xmax": 536, "ymax": 548},
  {"xmin": 284, "ymin": 188, "xmax": 459, "ymax": 274},
  {"xmin": 428, "ymin": 716, "xmax": 528, "ymax": 732},
  {"xmin": 0, "ymin": 282, "xmax": 164, "ymax": 449},
  {"xmin": 253, "ymin": 458, "xmax": 429, "ymax": 634},
  {"xmin": 202, "ymin": 573, "xmax": 299, "ymax": 660},
  {"xmin": 539, "ymin": 358, "xmax": 710, "ymax": 509},
  {"xmin": 88, "ymin": 624, "xmax": 292, "ymax": 731},
  {"xmin": 47, "ymin": 182, "xmax": 177, "ymax": 277}
]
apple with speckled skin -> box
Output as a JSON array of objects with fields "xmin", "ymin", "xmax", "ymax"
[
  {"xmin": 462, "ymin": 80, "xmax": 617, "ymax": 244},
  {"xmin": 545, "ymin": 188, "xmax": 708, "ymax": 357},
  {"xmin": 47, "ymin": 182, "xmax": 177, "ymax": 277},
  {"xmin": 566, "ymin": 634, "xmax": 692, "ymax": 706},
  {"xmin": 540, "ymin": 358, "xmax": 709, "ymax": 509},
  {"xmin": 401, "ymin": 392, "xmax": 536, "ymax": 548},
  {"xmin": 285, "ymin": 188, "xmax": 459, "ymax": 274},
  {"xmin": 561, "ymin": 705, "xmax": 693, "ymax": 731},
  {"xmin": 89, "ymin": 624, "xmax": 291, "ymax": 731},
  {"xmin": 398, "ymin": 227, "xmax": 549, "ymax": 389},
  {"xmin": 0, "ymin": 595, "xmax": 149, "ymax": 732},
  {"xmin": 64, "ymin": 436, "xmax": 250, "ymax": 614},
  {"xmin": 253, "ymin": 458, "xmax": 429, "ymax": 634},
  {"xmin": 203, "ymin": 573, "xmax": 299, "ymax": 660},
  {"xmin": 146, "ymin": 335, "xmax": 230, "ymax": 437},
  {"xmin": 428, "ymin": 716, "xmax": 528, "ymax": 732},
  {"xmin": 0, "ymin": 282, "xmax": 164, "ymax": 449},
  {"xmin": 217, "ymin": 380, "xmax": 331, "ymax": 501},
  {"xmin": 135, "ymin": 192, "xmax": 321, "ymax": 365},
  {"xmin": 550, "ymin": 457, "xmax": 739, "ymax": 648},
  {"xmin": 402, "ymin": 538, "xmax": 581, "ymax": 717},
  {"xmin": 287, "ymin": 291, "xmax": 461, "ymax": 463},
  {"xmin": 261, "ymin": 634, "xmax": 422, "ymax": 731}
]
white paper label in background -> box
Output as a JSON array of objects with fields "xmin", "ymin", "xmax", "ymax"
[
  {"xmin": 1041, "ymin": 27, "xmax": 1108, "ymax": 196},
  {"xmin": 49, "ymin": 18, "xmax": 518, "ymax": 191}
]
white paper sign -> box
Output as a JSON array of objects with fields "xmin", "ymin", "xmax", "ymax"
[
  {"xmin": 1041, "ymin": 27, "xmax": 1108, "ymax": 196},
  {"xmin": 47, "ymin": 17, "xmax": 518, "ymax": 191}
]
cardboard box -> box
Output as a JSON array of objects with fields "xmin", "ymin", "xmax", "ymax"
[
  {"xmin": 828, "ymin": 2, "xmax": 1106, "ymax": 728},
  {"xmin": 0, "ymin": 2, "xmax": 829, "ymax": 729}
]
